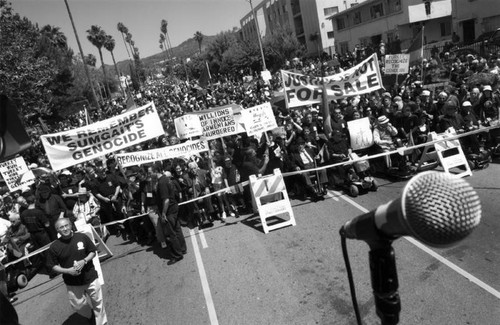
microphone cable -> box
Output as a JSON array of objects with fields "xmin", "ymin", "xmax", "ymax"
[{"xmin": 339, "ymin": 226, "xmax": 362, "ymax": 325}]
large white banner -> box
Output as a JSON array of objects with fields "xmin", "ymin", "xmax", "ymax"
[
  {"xmin": 347, "ymin": 117, "xmax": 374, "ymax": 150},
  {"xmin": 0, "ymin": 157, "xmax": 35, "ymax": 192},
  {"xmin": 174, "ymin": 114, "xmax": 203, "ymax": 139},
  {"xmin": 115, "ymin": 139, "xmax": 209, "ymax": 167},
  {"xmin": 384, "ymin": 54, "xmax": 410, "ymax": 75},
  {"xmin": 241, "ymin": 102, "xmax": 278, "ymax": 136},
  {"xmin": 41, "ymin": 102, "xmax": 164, "ymax": 170},
  {"xmin": 282, "ymin": 54, "xmax": 383, "ymax": 108}
]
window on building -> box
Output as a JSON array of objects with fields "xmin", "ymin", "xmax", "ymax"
[
  {"xmin": 359, "ymin": 37, "xmax": 370, "ymax": 47},
  {"xmin": 388, "ymin": 0, "xmax": 401, "ymax": 13},
  {"xmin": 353, "ymin": 11, "xmax": 362, "ymax": 25},
  {"xmin": 440, "ymin": 21, "xmax": 451, "ymax": 37},
  {"xmin": 324, "ymin": 6, "xmax": 339, "ymax": 16},
  {"xmin": 370, "ymin": 3, "xmax": 384, "ymax": 19},
  {"xmin": 339, "ymin": 42, "xmax": 349, "ymax": 55},
  {"xmin": 387, "ymin": 31, "xmax": 397, "ymax": 42},
  {"xmin": 337, "ymin": 17, "xmax": 346, "ymax": 30},
  {"xmin": 327, "ymin": 31, "xmax": 334, "ymax": 39}
]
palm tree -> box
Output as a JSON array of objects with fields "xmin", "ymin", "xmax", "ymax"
[
  {"xmin": 86, "ymin": 25, "xmax": 111, "ymax": 98},
  {"xmin": 104, "ymin": 34, "xmax": 125, "ymax": 97},
  {"xmin": 41, "ymin": 25, "xmax": 68, "ymax": 49},
  {"xmin": 125, "ymin": 32, "xmax": 136, "ymax": 57},
  {"xmin": 84, "ymin": 53, "xmax": 97, "ymax": 67},
  {"xmin": 161, "ymin": 19, "xmax": 173, "ymax": 58},
  {"xmin": 117, "ymin": 22, "xmax": 132, "ymax": 60},
  {"xmin": 194, "ymin": 31, "xmax": 204, "ymax": 54}
]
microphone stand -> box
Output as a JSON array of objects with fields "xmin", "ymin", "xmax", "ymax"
[{"xmin": 368, "ymin": 239, "xmax": 401, "ymax": 325}]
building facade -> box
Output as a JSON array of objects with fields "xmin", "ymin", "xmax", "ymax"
[
  {"xmin": 240, "ymin": 0, "xmax": 365, "ymax": 57},
  {"xmin": 329, "ymin": 0, "xmax": 500, "ymax": 56}
]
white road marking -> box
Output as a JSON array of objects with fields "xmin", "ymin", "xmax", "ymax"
[
  {"xmin": 330, "ymin": 189, "xmax": 500, "ymax": 299},
  {"xmin": 189, "ymin": 228, "xmax": 219, "ymax": 324},
  {"xmin": 197, "ymin": 228, "xmax": 208, "ymax": 249},
  {"xmin": 325, "ymin": 191, "xmax": 339, "ymax": 201}
]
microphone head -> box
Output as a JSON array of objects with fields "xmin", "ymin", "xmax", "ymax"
[{"xmin": 402, "ymin": 171, "xmax": 481, "ymax": 247}]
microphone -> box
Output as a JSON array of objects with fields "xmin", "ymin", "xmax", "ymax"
[{"xmin": 342, "ymin": 171, "xmax": 481, "ymax": 247}]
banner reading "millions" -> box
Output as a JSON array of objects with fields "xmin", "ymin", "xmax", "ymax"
[
  {"xmin": 41, "ymin": 102, "xmax": 164, "ymax": 170},
  {"xmin": 281, "ymin": 53, "xmax": 383, "ymax": 108}
]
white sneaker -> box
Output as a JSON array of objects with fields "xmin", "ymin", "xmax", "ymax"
[
  {"xmin": 160, "ymin": 242, "xmax": 167, "ymax": 249},
  {"xmin": 221, "ymin": 212, "xmax": 227, "ymax": 219}
]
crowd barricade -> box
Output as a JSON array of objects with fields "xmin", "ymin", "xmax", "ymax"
[
  {"xmin": 430, "ymin": 128, "xmax": 472, "ymax": 178},
  {"xmin": 3, "ymin": 123, "xmax": 499, "ymax": 268},
  {"xmin": 249, "ymin": 169, "xmax": 295, "ymax": 234}
]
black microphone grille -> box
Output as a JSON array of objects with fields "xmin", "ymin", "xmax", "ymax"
[{"xmin": 402, "ymin": 171, "xmax": 481, "ymax": 247}]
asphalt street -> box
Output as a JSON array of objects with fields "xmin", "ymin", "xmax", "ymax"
[{"xmin": 13, "ymin": 164, "xmax": 500, "ymax": 325}]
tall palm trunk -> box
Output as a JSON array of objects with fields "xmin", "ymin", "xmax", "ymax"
[
  {"xmin": 97, "ymin": 48, "xmax": 111, "ymax": 98},
  {"xmin": 121, "ymin": 32, "xmax": 132, "ymax": 60},
  {"xmin": 64, "ymin": 0, "xmax": 99, "ymax": 109},
  {"xmin": 110, "ymin": 50, "xmax": 125, "ymax": 97},
  {"xmin": 166, "ymin": 31, "xmax": 174, "ymax": 58}
]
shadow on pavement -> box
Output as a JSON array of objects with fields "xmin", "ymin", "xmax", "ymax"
[{"xmin": 62, "ymin": 312, "xmax": 92, "ymax": 325}]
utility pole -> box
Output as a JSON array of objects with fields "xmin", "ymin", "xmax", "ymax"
[
  {"xmin": 64, "ymin": 0, "xmax": 100, "ymax": 110},
  {"xmin": 248, "ymin": 0, "xmax": 267, "ymax": 71}
]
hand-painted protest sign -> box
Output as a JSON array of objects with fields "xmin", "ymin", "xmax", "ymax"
[
  {"xmin": 384, "ymin": 54, "xmax": 410, "ymax": 75},
  {"xmin": 281, "ymin": 54, "xmax": 383, "ymax": 108},
  {"xmin": 197, "ymin": 106, "xmax": 238, "ymax": 140},
  {"xmin": 347, "ymin": 117, "xmax": 374, "ymax": 150},
  {"xmin": 0, "ymin": 157, "xmax": 35, "ymax": 191},
  {"xmin": 41, "ymin": 102, "xmax": 164, "ymax": 171},
  {"xmin": 241, "ymin": 102, "xmax": 278, "ymax": 136},
  {"xmin": 115, "ymin": 139, "xmax": 209, "ymax": 167},
  {"xmin": 174, "ymin": 114, "xmax": 203, "ymax": 139}
]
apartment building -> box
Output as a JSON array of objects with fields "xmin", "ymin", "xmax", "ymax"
[
  {"xmin": 240, "ymin": 0, "xmax": 365, "ymax": 57},
  {"xmin": 329, "ymin": 0, "xmax": 500, "ymax": 56}
]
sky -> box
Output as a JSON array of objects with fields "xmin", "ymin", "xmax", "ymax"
[{"xmin": 11, "ymin": 0, "xmax": 251, "ymax": 63}]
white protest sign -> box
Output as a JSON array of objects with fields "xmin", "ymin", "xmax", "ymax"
[
  {"xmin": 174, "ymin": 114, "xmax": 202, "ymax": 139},
  {"xmin": 0, "ymin": 157, "xmax": 35, "ymax": 192},
  {"xmin": 261, "ymin": 70, "xmax": 272, "ymax": 83},
  {"xmin": 198, "ymin": 106, "xmax": 238, "ymax": 140},
  {"xmin": 282, "ymin": 54, "xmax": 383, "ymax": 107},
  {"xmin": 115, "ymin": 139, "xmax": 209, "ymax": 167},
  {"xmin": 347, "ymin": 117, "xmax": 374, "ymax": 150},
  {"xmin": 384, "ymin": 54, "xmax": 410, "ymax": 75},
  {"xmin": 40, "ymin": 102, "xmax": 164, "ymax": 171},
  {"xmin": 241, "ymin": 102, "xmax": 278, "ymax": 136}
]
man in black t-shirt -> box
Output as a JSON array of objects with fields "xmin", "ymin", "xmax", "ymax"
[
  {"xmin": 155, "ymin": 166, "xmax": 186, "ymax": 264},
  {"xmin": 47, "ymin": 218, "xmax": 108, "ymax": 325}
]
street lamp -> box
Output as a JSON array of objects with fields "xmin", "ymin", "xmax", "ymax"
[{"xmin": 247, "ymin": 0, "xmax": 267, "ymax": 71}]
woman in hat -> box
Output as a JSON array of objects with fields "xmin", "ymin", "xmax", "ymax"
[
  {"xmin": 373, "ymin": 115, "xmax": 398, "ymax": 168},
  {"xmin": 72, "ymin": 188, "xmax": 103, "ymax": 235}
]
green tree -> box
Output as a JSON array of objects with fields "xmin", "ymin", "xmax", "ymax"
[
  {"xmin": 206, "ymin": 30, "xmax": 238, "ymax": 68},
  {"xmin": 0, "ymin": 1, "xmax": 58, "ymax": 121},
  {"xmin": 86, "ymin": 25, "xmax": 111, "ymax": 98},
  {"xmin": 194, "ymin": 31, "xmax": 204, "ymax": 54},
  {"xmin": 263, "ymin": 25, "xmax": 305, "ymax": 70}
]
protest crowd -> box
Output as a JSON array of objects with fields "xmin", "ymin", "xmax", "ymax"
[{"xmin": 1, "ymin": 42, "xmax": 500, "ymax": 321}]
